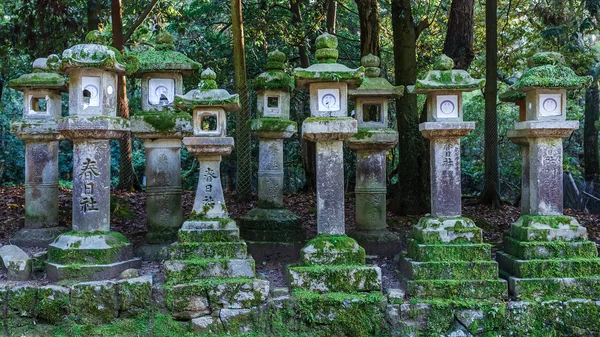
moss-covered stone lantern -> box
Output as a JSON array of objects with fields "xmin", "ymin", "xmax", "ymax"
[
  {"xmin": 496, "ymin": 52, "xmax": 600, "ymax": 301},
  {"xmin": 400, "ymin": 55, "xmax": 507, "ymax": 302},
  {"xmin": 162, "ymin": 69, "xmax": 269, "ymax": 312},
  {"xmin": 8, "ymin": 58, "xmax": 68, "ymax": 247},
  {"xmin": 346, "ymin": 54, "xmax": 403, "ymax": 256},
  {"xmin": 46, "ymin": 42, "xmax": 141, "ymax": 281},
  {"xmin": 238, "ymin": 50, "xmax": 302, "ymax": 261},
  {"xmin": 286, "ymin": 33, "xmax": 381, "ymax": 296},
  {"xmin": 130, "ymin": 32, "xmax": 200, "ymax": 260}
]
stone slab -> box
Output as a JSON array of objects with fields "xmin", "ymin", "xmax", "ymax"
[
  {"xmin": 497, "ymin": 251, "xmax": 600, "ymax": 278},
  {"xmin": 508, "ymin": 276, "xmax": 600, "ymax": 300},
  {"xmin": 70, "ymin": 280, "xmax": 117, "ymax": 324},
  {"xmin": 407, "ymin": 239, "xmax": 491, "ymax": 262},
  {"xmin": 220, "ymin": 308, "xmax": 252, "ymax": 334},
  {"xmin": 288, "ymin": 265, "xmax": 381, "ymax": 293},
  {"xmin": 405, "ymin": 279, "xmax": 508, "ymax": 300},
  {"xmin": 399, "ymin": 256, "xmax": 499, "ymax": 280},
  {"xmin": 191, "ymin": 316, "xmax": 223, "ymax": 334},
  {"xmin": 0, "ymin": 245, "xmax": 32, "ymax": 281},
  {"xmin": 10, "ymin": 226, "xmax": 68, "ymax": 248},
  {"xmin": 169, "ymin": 241, "xmax": 248, "ymax": 260},
  {"xmin": 48, "ymin": 233, "xmax": 135, "ymax": 265},
  {"xmin": 300, "ymin": 235, "xmax": 366, "ymax": 265},
  {"xmin": 46, "ymin": 258, "xmax": 141, "ymax": 282},
  {"xmin": 178, "ymin": 220, "xmax": 240, "ymax": 243},
  {"xmin": 164, "ymin": 258, "xmax": 255, "ymax": 284},
  {"xmin": 509, "ymin": 215, "xmax": 587, "ymax": 242},
  {"xmin": 7, "ymin": 285, "xmax": 37, "ymax": 328},
  {"xmin": 240, "ymin": 228, "xmax": 304, "ymax": 242},
  {"xmin": 503, "ymin": 236, "xmax": 598, "ymax": 260},
  {"xmin": 412, "ymin": 217, "xmax": 483, "ymax": 244},
  {"xmin": 37, "ymin": 285, "xmax": 70, "ymax": 324},
  {"xmin": 117, "ymin": 274, "xmax": 153, "ymax": 318}
]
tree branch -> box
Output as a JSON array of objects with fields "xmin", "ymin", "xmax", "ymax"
[{"xmin": 123, "ymin": 0, "xmax": 160, "ymax": 44}]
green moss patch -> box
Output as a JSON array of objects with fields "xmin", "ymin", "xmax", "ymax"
[
  {"xmin": 136, "ymin": 50, "xmax": 200, "ymax": 74},
  {"xmin": 131, "ymin": 111, "xmax": 191, "ymax": 132},
  {"xmin": 71, "ymin": 281, "xmax": 117, "ymax": 324},
  {"xmin": 503, "ymin": 236, "xmax": 598, "ymax": 260},
  {"xmin": 401, "ymin": 256, "xmax": 499, "ymax": 280},
  {"xmin": 288, "ymin": 265, "xmax": 380, "ymax": 293},
  {"xmin": 497, "ymin": 251, "xmax": 600, "ymax": 278},
  {"xmin": 169, "ymin": 241, "xmax": 248, "ymax": 260},
  {"xmin": 300, "ymin": 234, "xmax": 366, "ymax": 266},
  {"xmin": 250, "ymin": 118, "xmax": 296, "ymax": 132},
  {"xmin": 406, "ymin": 279, "xmax": 507, "ymax": 300},
  {"xmin": 407, "ymin": 239, "xmax": 492, "ymax": 262}
]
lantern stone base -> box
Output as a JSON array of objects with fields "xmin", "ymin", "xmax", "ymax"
[
  {"xmin": 11, "ymin": 226, "xmax": 69, "ymax": 248},
  {"xmin": 287, "ymin": 235, "xmax": 382, "ymax": 293},
  {"xmin": 238, "ymin": 208, "xmax": 304, "ymax": 261},
  {"xmin": 399, "ymin": 216, "xmax": 508, "ymax": 300},
  {"xmin": 497, "ymin": 215, "xmax": 600, "ymax": 300},
  {"xmin": 348, "ymin": 229, "xmax": 402, "ymax": 257},
  {"xmin": 45, "ymin": 231, "xmax": 141, "ymax": 281}
]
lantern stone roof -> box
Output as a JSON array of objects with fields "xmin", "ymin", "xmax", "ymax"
[
  {"xmin": 253, "ymin": 50, "xmax": 294, "ymax": 91},
  {"xmin": 57, "ymin": 43, "xmax": 128, "ymax": 73},
  {"xmin": 513, "ymin": 52, "xmax": 592, "ymax": 91},
  {"xmin": 8, "ymin": 57, "xmax": 67, "ymax": 91},
  {"xmin": 294, "ymin": 33, "xmax": 364, "ymax": 89},
  {"xmin": 349, "ymin": 54, "xmax": 403, "ymax": 98},
  {"xmin": 174, "ymin": 68, "xmax": 240, "ymax": 112},
  {"xmin": 499, "ymin": 85, "xmax": 525, "ymax": 103},
  {"xmin": 409, "ymin": 55, "xmax": 485, "ymax": 93},
  {"xmin": 135, "ymin": 31, "xmax": 201, "ymax": 76}
]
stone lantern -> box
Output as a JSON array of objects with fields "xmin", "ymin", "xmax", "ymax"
[
  {"xmin": 130, "ymin": 32, "xmax": 200, "ymax": 260},
  {"xmin": 8, "ymin": 58, "xmax": 68, "ymax": 247},
  {"xmin": 287, "ymin": 33, "xmax": 382, "ymax": 295},
  {"xmin": 346, "ymin": 54, "xmax": 403, "ymax": 256},
  {"xmin": 162, "ymin": 69, "xmax": 269, "ymax": 317},
  {"xmin": 400, "ymin": 55, "xmax": 507, "ymax": 301},
  {"xmin": 496, "ymin": 52, "xmax": 600, "ymax": 300},
  {"xmin": 239, "ymin": 50, "xmax": 302, "ymax": 261},
  {"xmin": 46, "ymin": 43, "xmax": 141, "ymax": 281}
]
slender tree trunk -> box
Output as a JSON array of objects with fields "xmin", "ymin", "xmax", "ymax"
[
  {"xmin": 290, "ymin": 0, "xmax": 310, "ymax": 68},
  {"xmin": 481, "ymin": 0, "xmax": 501, "ymax": 207},
  {"xmin": 389, "ymin": 0, "xmax": 429, "ymax": 215},
  {"xmin": 443, "ymin": 0, "xmax": 475, "ymax": 70},
  {"xmin": 326, "ymin": 0, "xmax": 337, "ymax": 34},
  {"xmin": 584, "ymin": 82, "xmax": 600, "ymax": 181},
  {"xmin": 112, "ymin": 0, "xmax": 140, "ymax": 191},
  {"xmin": 355, "ymin": 0, "xmax": 380, "ymax": 57},
  {"xmin": 87, "ymin": 0, "xmax": 102, "ymax": 32},
  {"xmin": 231, "ymin": 0, "xmax": 252, "ymax": 200}
]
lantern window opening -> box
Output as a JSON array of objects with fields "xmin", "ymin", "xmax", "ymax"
[
  {"xmin": 29, "ymin": 95, "xmax": 48, "ymax": 114},
  {"xmin": 201, "ymin": 113, "xmax": 218, "ymax": 131},
  {"xmin": 362, "ymin": 103, "xmax": 382, "ymax": 123},
  {"xmin": 267, "ymin": 96, "xmax": 279, "ymax": 109},
  {"xmin": 81, "ymin": 76, "xmax": 101, "ymax": 109},
  {"xmin": 149, "ymin": 78, "xmax": 175, "ymax": 106}
]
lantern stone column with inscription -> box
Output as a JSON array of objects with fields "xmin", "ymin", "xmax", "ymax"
[
  {"xmin": 9, "ymin": 58, "xmax": 68, "ymax": 247},
  {"xmin": 496, "ymin": 52, "xmax": 600, "ymax": 300},
  {"xmin": 346, "ymin": 54, "xmax": 403, "ymax": 257},
  {"xmin": 287, "ymin": 34, "xmax": 382, "ymax": 294},
  {"xmin": 400, "ymin": 55, "xmax": 507, "ymax": 301},
  {"xmin": 239, "ymin": 50, "xmax": 302, "ymax": 261},
  {"xmin": 130, "ymin": 32, "xmax": 200, "ymax": 260},
  {"xmin": 46, "ymin": 42, "xmax": 141, "ymax": 281},
  {"xmin": 162, "ymin": 70, "xmax": 270, "ymax": 317}
]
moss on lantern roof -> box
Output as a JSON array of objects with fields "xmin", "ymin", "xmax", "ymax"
[
  {"xmin": 9, "ymin": 57, "xmax": 67, "ymax": 91},
  {"xmin": 253, "ymin": 50, "xmax": 294, "ymax": 91},
  {"xmin": 174, "ymin": 68, "xmax": 240, "ymax": 112},
  {"xmin": 294, "ymin": 33, "xmax": 364, "ymax": 89},
  {"xmin": 409, "ymin": 55, "xmax": 485, "ymax": 93},
  {"xmin": 349, "ymin": 54, "xmax": 404, "ymax": 97},
  {"xmin": 499, "ymin": 86, "xmax": 525, "ymax": 103},
  {"xmin": 59, "ymin": 43, "xmax": 127, "ymax": 73},
  {"xmin": 134, "ymin": 32, "xmax": 200, "ymax": 76},
  {"xmin": 513, "ymin": 52, "xmax": 592, "ymax": 91}
]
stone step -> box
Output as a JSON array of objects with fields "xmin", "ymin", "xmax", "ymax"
[
  {"xmin": 497, "ymin": 251, "xmax": 600, "ymax": 278},
  {"xmin": 240, "ymin": 228, "xmax": 304, "ymax": 242},
  {"xmin": 405, "ymin": 279, "xmax": 508, "ymax": 300},
  {"xmin": 166, "ymin": 278, "xmax": 270, "ymax": 319},
  {"xmin": 238, "ymin": 208, "xmax": 301, "ymax": 230},
  {"xmin": 508, "ymin": 276, "xmax": 600, "ymax": 300},
  {"xmin": 164, "ymin": 258, "xmax": 255, "ymax": 284},
  {"xmin": 503, "ymin": 236, "xmax": 598, "ymax": 260},
  {"xmin": 509, "ymin": 216, "xmax": 587, "ymax": 242},
  {"xmin": 406, "ymin": 239, "xmax": 492, "ymax": 262},
  {"xmin": 47, "ymin": 232, "xmax": 135, "ymax": 265},
  {"xmin": 178, "ymin": 222, "xmax": 240, "ymax": 243},
  {"xmin": 288, "ymin": 265, "xmax": 381, "ymax": 293},
  {"xmin": 411, "ymin": 217, "xmax": 483, "ymax": 244},
  {"xmin": 169, "ymin": 242, "xmax": 248, "ymax": 260},
  {"xmin": 300, "ymin": 235, "xmax": 366, "ymax": 266},
  {"xmin": 46, "ymin": 258, "xmax": 142, "ymax": 282},
  {"xmin": 399, "ymin": 257, "xmax": 499, "ymax": 281}
]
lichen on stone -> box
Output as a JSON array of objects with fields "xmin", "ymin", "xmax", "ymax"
[{"xmin": 174, "ymin": 68, "xmax": 240, "ymax": 112}]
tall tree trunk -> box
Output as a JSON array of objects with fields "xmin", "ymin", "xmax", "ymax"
[
  {"xmin": 290, "ymin": 0, "xmax": 310, "ymax": 68},
  {"xmin": 480, "ymin": 0, "xmax": 501, "ymax": 207},
  {"xmin": 112, "ymin": 0, "xmax": 140, "ymax": 191},
  {"xmin": 326, "ymin": 0, "xmax": 337, "ymax": 34},
  {"xmin": 443, "ymin": 0, "xmax": 475, "ymax": 70},
  {"xmin": 389, "ymin": 0, "xmax": 429, "ymax": 215},
  {"xmin": 87, "ymin": 0, "xmax": 102, "ymax": 32},
  {"xmin": 231, "ymin": 0, "xmax": 252, "ymax": 200},
  {"xmin": 584, "ymin": 82, "xmax": 600, "ymax": 181},
  {"xmin": 355, "ymin": 0, "xmax": 380, "ymax": 57}
]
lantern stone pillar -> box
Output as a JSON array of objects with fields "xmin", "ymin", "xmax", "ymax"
[
  {"xmin": 9, "ymin": 58, "xmax": 68, "ymax": 247},
  {"xmin": 46, "ymin": 43, "xmax": 141, "ymax": 281},
  {"xmin": 399, "ymin": 55, "xmax": 507, "ymax": 301},
  {"xmin": 162, "ymin": 70, "xmax": 268, "ymax": 320},
  {"xmin": 239, "ymin": 50, "xmax": 302, "ymax": 261},
  {"xmin": 346, "ymin": 54, "xmax": 403, "ymax": 256},
  {"xmin": 496, "ymin": 52, "xmax": 600, "ymax": 300},
  {"xmin": 130, "ymin": 32, "xmax": 200, "ymax": 260},
  {"xmin": 287, "ymin": 34, "xmax": 382, "ymax": 294}
]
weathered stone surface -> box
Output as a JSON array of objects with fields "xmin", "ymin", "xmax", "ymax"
[
  {"xmin": 166, "ymin": 283, "xmax": 211, "ymax": 319},
  {"xmin": 407, "ymin": 239, "xmax": 491, "ymax": 262},
  {"xmin": 36, "ymin": 285, "xmax": 70, "ymax": 324},
  {"xmin": 191, "ymin": 316, "xmax": 223, "ymax": 334},
  {"xmin": 386, "ymin": 288, "xmax": 405, "ymax": 302},
  {"xmin": 46, "ymin": 258, "xmax": 141, "ymax": 282},
  {"xmin": 288, "ymin": 265, "xmax": 381, "ymax": 293},
  {"xmin": 220, "ymin": 308, "xmax": 252, "ymax": 334},
  {"xmin": 302, "ymin": 118, "xmax": 357, "ymax": 142},
  {"xmin": 507, "ymin": 276, "xmax": 600, "ymax": 300},
  {"xmin": 11, "ymin": 227, "xmax": 68, "ymax": 248},
  {"xmin": 7, "ymin": 285, "xmax": 37, "ymax": 327},
  {"xmin": 315, "ymin": 140, "xmax": 346, "ymax": 235},
  {"xmin": 0, "ymin": 245, "xmax": 32, "ymax": 281},
  {"xmin": 503, "ymin": 236, "xmax": 597, "ymax": 259},
  {"xmin": 405, "ymin": 279, "xmax": 507, "ymax": 300},
  {"xmin": 497, "ymin": 251, "xmax": 600, "ymax": 278},
  {"xmin": 412, "ymin": 217, "xmax": 482, "ymax": 244},
  {"xmin": 48, "ymin": 232, "xmax": 134, "ymax": 265},
  {"xmin": 399, "ymin": 256, "xmax": 499, "ymax": 281},
  {"xmin": 208, "ymin": 278, "xmax": 269, "ymax": 309},
  {"xmin": 239, "ymin": 208, "xmax": 301, "ymax": 231},
  {"xmin": 164, "ymin": 258, "xmax": 255, "ymax": 283},
  {"xmin": 117, "ymin": 274, "xmax": 152, "ymax": 318},
  {"xmin": 257, "ymin": 138, "xmax": 285, "ymax": 208},
  {"xmin": 177, "ymin": 220, "xmax": 240, "ymax": 243},
  {"xmin": 300, "ymin": 235, "xmax": 365, "ymax": 265},
  {"xmin": 71, "ymin": 280, "xmax": 117, "ymax": 323},
  {"xmin": 508, "ymin": 215, "xmax": 586, "ymax": 242},
  {"xmin": 169, "ymin": 241, "xmax": 248, "ymax": 260}
]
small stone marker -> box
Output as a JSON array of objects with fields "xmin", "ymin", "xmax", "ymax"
[
  {"xmin": 130, "ymin": 32, "xmax": 199, "ymax": 260},
  {"xmin": 8, "ymin": 58, "xmax": 68, "ymax": 247},
  {"xmin": 496, "ymin": 52, "xmax": 600, "ymax": 300},
  {"xmin": 347, "ymin": 53, "xmax": 403, "ymax": 256},
  {"xmin": 399, "ymin": 55, "xmax": 507, "ymax": 301},
  {"xmin": 239, "ymin": 50, "xmax": 302, "ymax": 261},
  {"xmin": 0, "ymin": 245, "xmax": 32, "ymax": 281}
]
